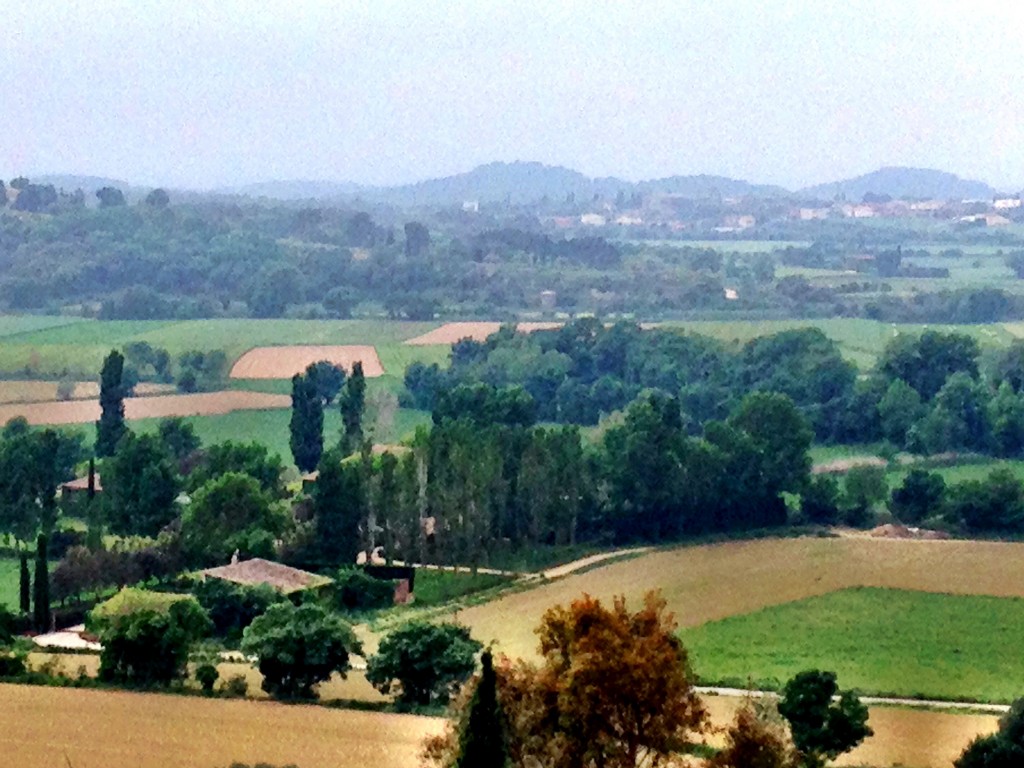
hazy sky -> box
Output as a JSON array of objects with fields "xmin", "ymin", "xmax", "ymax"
[{"xmin": 3, "ymin": 0, "xmax": 1023, "ymax": 190}]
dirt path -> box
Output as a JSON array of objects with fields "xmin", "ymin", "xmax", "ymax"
[{"xmin": 696, "ymin": 685, "xmax": 1010, "ymax": 714}]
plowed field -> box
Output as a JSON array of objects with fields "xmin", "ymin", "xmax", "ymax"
[{"xmin": 229, "ymin": 345, "xmax": 385, "ymax": 378}]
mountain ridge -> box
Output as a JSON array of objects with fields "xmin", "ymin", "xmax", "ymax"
[{"xmin": 9, "ymin": 163, "xmax": 1016, "ymax": 204}]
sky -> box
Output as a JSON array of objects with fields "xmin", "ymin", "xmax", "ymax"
[{"xmin": 3, "ymin": 0, "xmax": 1024, "ymax": 191}]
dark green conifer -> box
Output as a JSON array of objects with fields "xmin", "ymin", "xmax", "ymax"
[{"xmin": 456, "ymin": 650, "xmax": 508, "ymax": 768}]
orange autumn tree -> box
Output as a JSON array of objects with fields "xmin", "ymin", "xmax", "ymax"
[{"xmin": 425, "ymin": 590, "xmax": 707, "ymax": 768}]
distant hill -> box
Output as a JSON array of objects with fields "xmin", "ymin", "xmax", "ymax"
[
  {"xmin": 371, "ymin": 161, "xmax": 621, "ymax": 205},
  {"xmin": 33, "ymin": 174, "xmax": 134, "ymax": 194},
  {"xmin": 799, "ymin": 167, "xmax": 998, "ymax": 201}
]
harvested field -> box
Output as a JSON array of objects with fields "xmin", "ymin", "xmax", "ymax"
[
  {"xmin": 404, "ymin": 321, "xmax": 563, "ymax": 345},
  {"xmin": 0, "ymin": 683, "xmax": 442, "ymax": 768},
  {"xmin": 701, "ymin": 695, "xmax": 997, "ymax": 768},
  {"xmin": 458, "ymin": 536, "xmax": 1024, "ymax": 662},
  {"xmin": 229, "ymin": 345, "xmax": 385, "ymax": 379},
  {"xmin": 0, "ymin": 391, "xmax": 290, "ymax": 426}
]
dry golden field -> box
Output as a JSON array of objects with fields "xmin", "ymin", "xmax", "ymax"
[
  {"xmin": 701, "ymin": 696, "xmax": 998, "ymax": 768},
  {"xmin": 403, "ymin": 321, "xmax": 562, "ymax": 345},
  {"xmin": 0, "ymin": 390, "xmax": 290, "ymax": 425},
  {"xmin": 0, "ymin": 683, "xmax": 443, "ymax": 768},
  {"xmin": 458, "ymin": 536, "xmax": 1024, "ymax": 660},
  {"xmin": 228, "ymin": 345, "xmax": 385, "ymax": 379}
]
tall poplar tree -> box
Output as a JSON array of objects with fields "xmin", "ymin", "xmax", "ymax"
[
  {"xmin": 313, "ymin": 450, "xmax": 365, "ymax": 566},
  {"xmin": 96, "ymin": 349, "xmax": 127, "ymax": 457},
  {"xmin": 289, "ymin": 370, "xmax": 324, "ymax": 473},
  {"xmin": 340, "ymin": 361, "xmax": 366, "ymax": 454},
  {"xmin": 18, "ymin": 551, "xmax": 30, "ymax": 615},
  {"xmin": 33, "ymin": 533, "xmax": 50, "ymax": 633}
]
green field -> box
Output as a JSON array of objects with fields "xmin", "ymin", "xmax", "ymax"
[
  {"xmin": 411, "ymin": 569, "xmax": 514, "ymax": 607},
  {"xmin": 0, "ymin": 317, "xmax": 448, "ymax": 378},
  {"xmin": 682, "ymin": 587, "xmax": 1024, "ymax": 703},
  {"xmin": 0, "ymin": 557, "xmax": 21, "ymax": 611},
  {"xmin": 62, "ymin": 405, "xmax": 432, "ymax": 469}
]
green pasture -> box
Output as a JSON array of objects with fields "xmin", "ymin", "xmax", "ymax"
[
  {"xmin": 0, "ymin": 557, "xmax": 20, "ymax": 611},
  {"xmin": 682, "ymin": 587, "xmax": 1024, "ymax": 703},
  {"xmin": 411, "ymin": 570, "xmax": 514, "ymax": 608},
  {"xmin": 64, "ymin": 406, "xmax": 432, "ymax": 470}
]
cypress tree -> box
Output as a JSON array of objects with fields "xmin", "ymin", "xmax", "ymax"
[
  {"xmin": 456, "ymin": 650, "xmax": 508, "ymax": 768},
  {"xmin": 96, "ymin": 349, "xmax": 127, "ymax": 457},
  {"xmin": 85, "ymin": 457, "xmax": 103, "ymax": 551},
  {"xmin": 340, "ymin": 361, "xmax": 366, "ymax": 454},
  {"xmin": 33, "ymin": 534, "xmax": 50, "ymax": 633},
  {"xmin": 18, "ymin": 551, "xmax": 30, "ymax": 615},
  {"xmin": 289, "ymin": 371, "xmax": 324, "ymax": 473},
  {"xmin": 313, "ymin": 450, "xmax": 365, "ymax": 566}
]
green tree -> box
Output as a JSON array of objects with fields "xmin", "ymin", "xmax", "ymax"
[
  {"xmin": 240, "ymin": 602, "xmax": 361, "ymax": 700},
  {"xmin": 157, "ymin": 417, "xmax": 201, "ymax": 461},
  {"xmin": 191, "ymin": 579, "xmax": 285, "ymax": 642},
  {"xmin": 877, "ymin": 379, "xmax": 924, "ymax": 447},
  {"xmin": 98, "ymin": 599, "xmax": 212, "ymax": 687},
  {"xmin": 33, "ymin": 534, "xmax": 50, "ymax": 632},
  {"xmin": 182, "ymin": 472, "xmax": 286, "ymax": 564},
  {"xmin": 18, "ymin": 551, "xmax": 30, "ymax": 614},
  {"xmin": 306, "ymin": 360, "xmax": 346, "ymax": 404},
  {"xmin": 96, "ymin": 349, "xmax": 128, "ymax": 457},
  {"xmin": 890, "ymin": 469, "xmax": 946, "ymax": 524},
  {"xmin": 841, "ymin": 466, "xmax": 887, "ymax": 527},
  {"xmin": 187, "ymin": 440, "xmax": 284, "ymax": 497},
  {"xmin": 104, "ymin": 432, "xmax": 180, "ymax": 537},
  {"xmin": 879, "ymin": 330, "xmax": 980, "ymax": 400},
  {"xmin": 144, "ymin": 188, "xmax": 170, "ymax": 208},
  {"xmin": 312, "ymin": 451, "xmax": 365, "ymax": 566},
  {"xmin": 455, "ymin": 650, "xmax": 508, "ymax": 768},
  {"xmin": 289, "ymin": 371, "xmax": 323, "ymax": 473},
  {"xmin": 801, "ymin": 475, "xmax": 841, "ymax": 525},
  {"xmin": 96, "ymin": 186, "xmax": 126, "ymax": 207},
  {"xmin": 340, "ymin": 361, "xmax": 366, "ymax": 454},
  {"xmin": 778, "ymin": 670, "xmax": 872, "ymax": 768},
  {"xmin": 989, "ymin": 382, "xmax": 1024, "ymax": 458},
  {"xmin": 367, "ymin": 621, "xmax": 482, "ymax": 707}
]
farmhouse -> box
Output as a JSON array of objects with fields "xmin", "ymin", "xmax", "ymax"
[
  {"xmin": 61, "ymin": 473, "xmax": 102, "ymax": 496},
  {"xmin": 200, "ymin": 558, "xmax": 333, "ymax": 596}
]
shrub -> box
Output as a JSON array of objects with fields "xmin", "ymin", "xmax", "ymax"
[
  {"xmin": 334, "ymin": 568, "xmax": 395, "ymax": 612},
  {"xmin": 192, "ymin": 579, "xmax": 285, "ymax": 642},
  {"xmin": 222, "ymin": 673, "xmax": 249, "ymax": 698},
  {"xmin": 196, "ymin": 662, "xmax": 219, "ymax": 694}
]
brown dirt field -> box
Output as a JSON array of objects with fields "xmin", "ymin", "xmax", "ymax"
[
  {"xmin": 701, "ymin": 695, "xmax": 997, "ymax": 768},
  {"xmin": 459, "ymin": 536, "xmax": 1024, "ymax": 661},
  {"xmin": 0, "ymin": 390, "xmax": 290, "ymax": 425},
  {"xmin": 229, "ymin": 345, "xmax": 385, "ymax": 379},
  {"xmin": 404, "ymin": 321, "xmax": 563, "ymax": 345},
  {"xmin": 0, "ymin": 683, "xmax": 443, "ymax": 768}
]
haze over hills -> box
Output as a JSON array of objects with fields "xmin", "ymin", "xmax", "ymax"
[
  {"xmin": 797, "ymin": 167, "xmax": 1000, "ymax": 202},
  {"xmin": 13, "ymin": 163, "xmax": 1016, "ymax": 205}
]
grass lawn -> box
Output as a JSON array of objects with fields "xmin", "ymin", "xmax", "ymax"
[
  {"xmin": 681, "ymin": 587, "xmax": 1024, "ymax": 703},
  {"xmin": 0, "ymin": 557, "xmax": 20, "ymax": 611},
  {"xmin": 412, "ymin": 569, "xmax": 514, "ymax": 607}
]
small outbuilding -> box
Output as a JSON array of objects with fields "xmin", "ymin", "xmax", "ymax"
[{"xmin": 61, "ymin": 474, "xmax": 102, "ymax": 496}]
